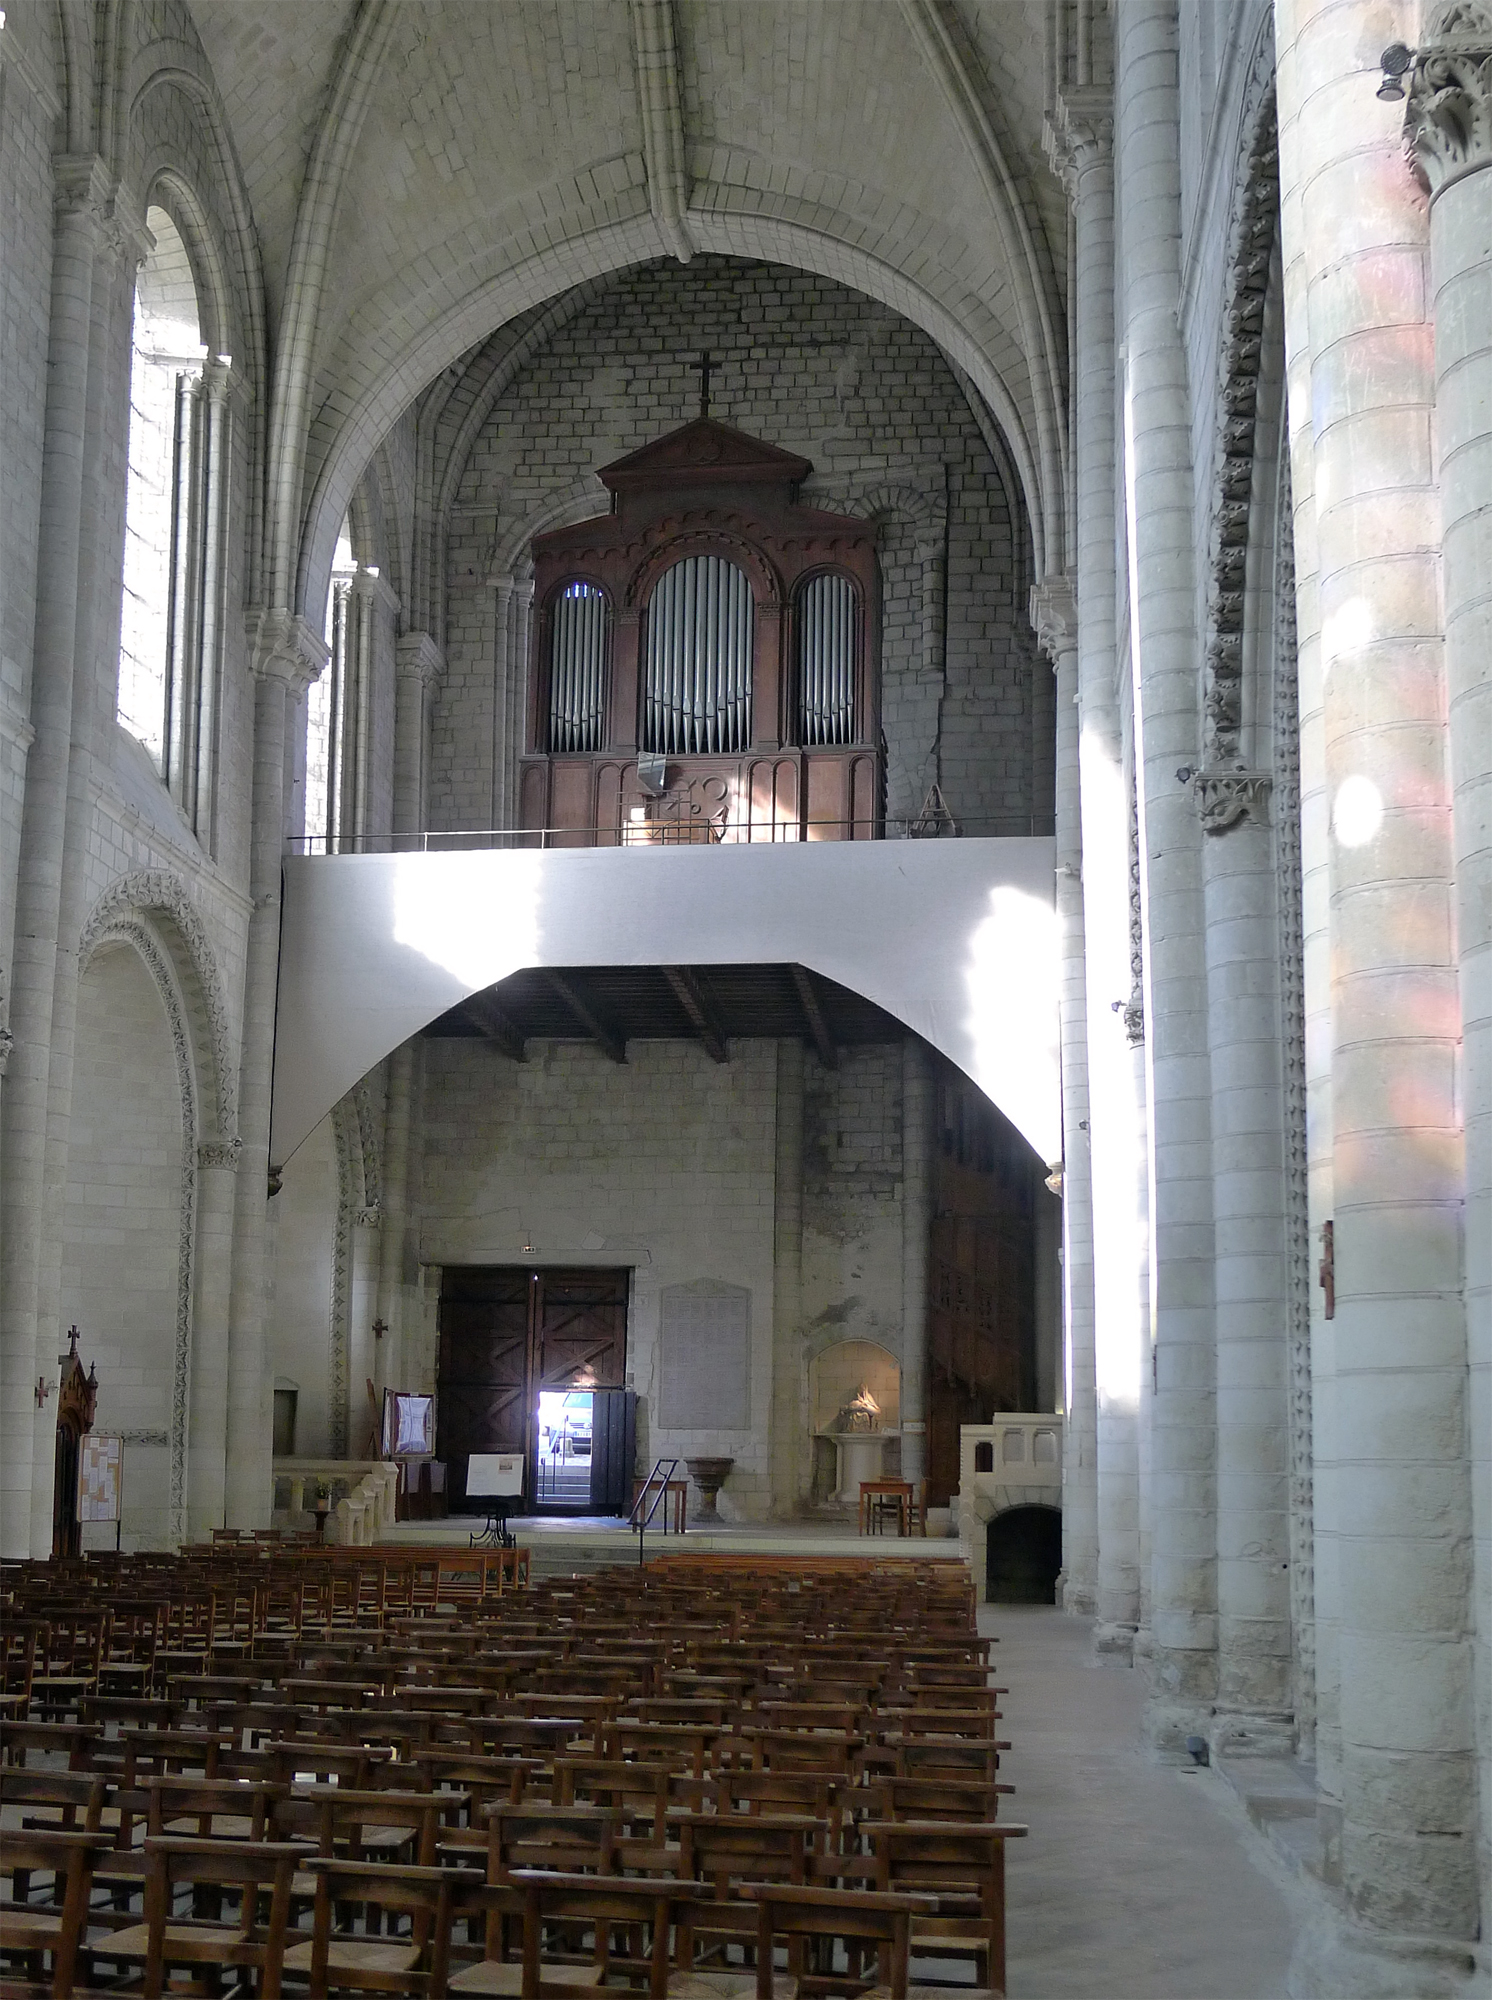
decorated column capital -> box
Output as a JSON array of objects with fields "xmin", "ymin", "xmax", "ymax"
[
  {"xmin": 395, "ymin": 630, "xmax": 445, "ymax": 689},
  {"xmin": 351, "ymin": 565, "xmax": 401, "ymax": 617},
  {"xmin": 244, "ymin": 607, "xmax": 329, "ymax": 697},
  {"xmin": 1043, "ymin": 86, "xmax": 1114, "ymax": 199},
  {"xmin": 1029, "ymin": 576, "xmax": 1077, "ymax": 663},
  {"xmin": 1386, "ymin": 4, "xmax": 1492, "ymax": 196}
]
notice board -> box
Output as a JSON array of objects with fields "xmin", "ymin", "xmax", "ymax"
[{"xmin": 77, "ymin": 1433, "xmax": 123, "ymax": 1522}]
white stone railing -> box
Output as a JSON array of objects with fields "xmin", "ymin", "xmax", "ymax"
[
  {"xmin": 270, "ymin": 1459, "xmax": 400, "ymax": 1544},
  {"xmin": 952, "ymin": 1416, "xmax": 1063, "ymax": 1545}
]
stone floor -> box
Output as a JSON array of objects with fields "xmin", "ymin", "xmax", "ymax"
[{"xmin": 994, "ymin": 1605, "xmax": 1298, "ymax": 1999}]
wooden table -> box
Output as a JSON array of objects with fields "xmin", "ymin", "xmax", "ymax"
[{"xmin": 859, "ymin": 1478, "xmax": 914, "ymax": 1536}]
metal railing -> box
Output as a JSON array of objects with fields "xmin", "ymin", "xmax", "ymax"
[
  {"xmin": 284, "ymin": 813, "xmax": 1043, "ymax": 856},
  {"xmin": 628, "ymin": 1456, "xmax": 682, "ymax": 1567}
]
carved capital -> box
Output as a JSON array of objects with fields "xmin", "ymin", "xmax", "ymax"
[
  {"xmin": 396, "ymin": 630, "xmax": 445, "ymax": 689},
  {"xmin": 1029, "ymin": 577, "xmax": 1077, "ymax": 663},
  {"xmin": 103, "ymin": 181, "xmax": 154, "ymax": 273},
  {"xmin": 1193, "ymin": 768, "xmax": 1272, "ymax": 834},
  {"xmin": 51, "ymin": 154, "xmax": 113, "ymax": 231},
  {"xmin": 1044, "ymin": 86, "xmax": 1114, "ymax": 199},
  {"xmin": 0, "ymin": 1025, "xmax": 13, "ymax": 1075},
  {"xmin": 198, "ymin": 1136, "xmax": 242, "ymax": 1173},
  {"xmin": 1121, "ymin": 1000, "xmax": 1145, "ymax": 1047},
  {"xmin": 244, "ymin": 608, "xmax": 329, "ymax": 697},
  {"xmin": 1402, "ymin": 6, "xmax": 1492, "ymax": 195},
  {"xmin": 350, "ymin": 565, "xmax": 401, "ymax": 616},
  {"xmin": 354, "ymin": 1205, "xmax": 383, "ymax": 1230}
]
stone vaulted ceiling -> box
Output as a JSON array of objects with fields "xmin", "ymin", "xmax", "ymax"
[{"xmin": 182, "ymin": 0, "xmax": 1068, "ymax": 613}]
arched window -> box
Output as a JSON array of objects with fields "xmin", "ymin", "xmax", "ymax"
[
  {"xmin": 797, "ymin": 572, "xmax": 858, "ymax": 745},
  {"xmin": 305, "ymin": 521, "xmax": 358, "ymax": 853},
  {"xmin": 119, "ymin": 202, "xmax": 231, "ymax": 845},
  {"xmin": 119, "ymin": 205, "xmax": 205, "ymax": 772},
  {"xmin": 642, "ymin": 555, "xmax": 753, "ymax": 755},
  {"xmin": 547, "ymin": 581, "xmax": 610, "ymax": 752}
]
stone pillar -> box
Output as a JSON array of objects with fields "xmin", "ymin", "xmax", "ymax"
[
  {"xmin": 1274, "ymin": 0, "xmax": 1341, "ymax": 1819},
  {"xmin": 1032, "ymin": 580, "xmax": 1098, "ymax": 1615},
  {"xmin": 1051, "ymin": 87, "xmax": 1144, "ymax": 1651},
  {"xmin": 187, "ymin": 1139, "xmax": 240, "ymax": 1538},
  {"xmin": 899, "ymin": 1037, "xmax": 933, "ymax": 1489},
  {"xmin": 770, "ymin": 1037, "xmax": 805, "ymax": 1515},
  {"xmin": 0, "ymin": 159, "xmax": 107, "ymax": 1556},
  {"xmin": 394, "ymin": 633, "xmax": 442, "ymax": 847},
  {"xmin": 1116, "ymin": 0, "xmax": 1218, "ymax": 1746},
  {"xmin": 375, "ymin": 1044, "xmax": 415, "ymax": 1395},
  {"xmin": 229, "ymin": 612, "xmax": 327, "ymax": 1526},
  {"xmin": 1405, "ymin": 15, "xmax": 1492, "ymax": 1951},
  {"xmin": 1274, "ymin": 0, "xmax": 1476, "ymax": 1959},
  {"xmin": 347, "ymin": 1207, "xmax": 382, "ymax": 1456}
]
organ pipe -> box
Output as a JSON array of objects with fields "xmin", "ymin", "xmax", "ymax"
[
  {"xmin": 798, "ymin": 572, "xmax": 857, "ymax": 745},
  {"xmin": 548, "ymin": 582, "xmax": 610, "ymax": 752},
  {"xmin": 643, "ymin": 555, "xmax": 753, "ymax": 754}
]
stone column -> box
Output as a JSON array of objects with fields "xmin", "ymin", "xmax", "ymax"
[
  {"xmin": 1051, "ymin": 87, "xmax": 1144, "ymax": 1650},
  {"xmin": 0, "ymin": 158, "xmax": 107, "ymax": 1556},
  {"xmin": 899, "ymin": 1037, "xmax": 933, "ymax": 1490},
  {"xmin": 1404, "ymin": 15, "xmax": 1492, "ymax": 1950},
  {"xmin": 347, "ymin": 1207, "xmax": 382, "ymax": 1455},
  {"xmin": 375, "ymin": 1044, "xmax": 415, "ymax": 1395},
  {"xmin": 1275, "ymin": 0, "xmax": 1476, "ymax": 1958},
  {"xmin": 1274, "ymin": 0, "xmax": 1341, "ymax": 1819},
  {"xmin": 228, "ymin": 612, "xmax": 327, "ymax": 1526},
  {"xmin": 1116, "ymin": 0, "xmax": 1218, "ymax": 1747},
  {"xmin": 394, "ymin": 633, "xmax": 442, "ymax": 847},
  {"xmin": 1032, "ymin": 581, "xmax": 1098, "ymax": 1615},
  {"xmin": 770, "ymin": 1036, "xmax": 805, "ymax": 1515},
  {"xmin": 187, "ymin": 1138, "xmax": 240, "ymax": 1538}
]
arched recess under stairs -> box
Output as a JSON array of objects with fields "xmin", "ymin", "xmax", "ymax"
[{"xmin": 986, "ymin": 1503, "xmax": 1063, "ymax": 1605}]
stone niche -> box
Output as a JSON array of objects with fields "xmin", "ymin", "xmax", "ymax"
[{"xmin": 808, "ymin": 1338, "xmax": 901, "ymax": 1501}]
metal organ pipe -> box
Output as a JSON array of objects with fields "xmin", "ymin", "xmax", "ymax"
[
  {"xmin": 644, "ymin": 555, "xmax": 753, "ymax": 755},
  {"xmin": 798, "ymin": 573, "xmax": 856, "ymax": 746},
  {"xmin": 548, "ymin": 582, "xmax": 609, "ymax": 752}
]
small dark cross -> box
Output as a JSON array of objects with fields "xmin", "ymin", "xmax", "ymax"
[
  {"xmin": 372, "ymin": 1318, "xmax": 388, "ymax": 1342},
  {"xmin": 692, "ymin": 350, "xmax": 716, "ymax": 419}
]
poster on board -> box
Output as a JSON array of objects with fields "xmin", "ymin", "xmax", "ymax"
[{"xmin": 77, "ymin": 1434, "xmax": 123, "ymax": 1522}]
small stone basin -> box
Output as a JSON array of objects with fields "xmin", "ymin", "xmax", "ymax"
[{"xmin": 685, "ymin": 1456, "xmax": 735, "ymax": 1522}]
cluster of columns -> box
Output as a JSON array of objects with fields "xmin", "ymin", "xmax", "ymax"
[{"xmin": 1047, "ymin": 0, "xmax": 1490, "ymax": 1973}]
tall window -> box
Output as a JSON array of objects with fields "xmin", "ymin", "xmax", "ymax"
[
  {"xmin": 119, "ymin": 206, "xmax": 205, "ymax": 770},
  {"xmin": 305, "ymin": 522, "xmax": 359, "ymax": 853},
  {"xmin": 119, "ymin": 203, "xmax": 230, "ymax": 843},
  {"xmin": 547, "ymin": 581, "xmax": 610, "ymax": 751},
  {"xmin": 642, "ymin": 555, "xmax": 753, "ymax": 755},
  {"xmin": 797, "ymin": 572, "xmax": 858, "ymax": 745}
]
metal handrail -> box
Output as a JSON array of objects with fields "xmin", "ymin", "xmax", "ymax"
[
  {"xmin": 629, "ymin": 1457, "xmax": 681, "ymax": 1566},
  {"xmin": 281, "ymin": 813, "xmax": 1045, "ymax": 856}
]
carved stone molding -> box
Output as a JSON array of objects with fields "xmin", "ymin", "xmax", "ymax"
[
  {"xmin": 244, "ymin": 607, "xmax": 329, "ymax": 696},
  {"xmin": 1044, "ymin": 85, "xmax": 1114, "ymax": 198},
  {"xmin": 395, "ymin": 630, "xmax": 444, "ymax": 689},
  {"xmin": 1193, "ymin": 768, "xmax": 1272, "ymax": 834},
  {"xmin": 1126, "ymin": 774, "xmax": 1144, "ymax": 1043},
  {"xmin": 1028, "ymin": 577, "xmax": 1077, "ymax": 662},
  {"xmin": 119, "ymin": 1429, "xmax": 169, "ymax": 1449},
  {"xmin": 0, "ymin": 1026, "xmax": 13, "ymax": 1075},
  {"xmin": 1404, "ymin": 3, "xmax": 1492, "ymax": 195},
  {"xmin": 79, "ymin": 869, "xmax": 237, "ymax": 1140},
  {"xmin": 1121, "ymin": 1001, "xmax": 1145, "ymax": 1047},
  {"xmin": 1203, "ymin": 31, "xmax": 1279, "ymax": 767},
  {"xmin": 197, "ymin": 1138, "xmax": 242, "ymax": 1173}
]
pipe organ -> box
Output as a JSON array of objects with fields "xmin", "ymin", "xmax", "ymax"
[{"xmin": 521, "ymin": 417, "xmax": 881, "ymax": 846}]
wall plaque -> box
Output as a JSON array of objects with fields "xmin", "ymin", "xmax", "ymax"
[{"xmin": 659, "ymin": 1280, "xmax": 751, "ymax": 1431}]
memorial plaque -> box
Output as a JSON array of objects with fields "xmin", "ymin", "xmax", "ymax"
[{"xmin": 659, "ymin": 1280, "xmax": 751, "ymax": 1430}]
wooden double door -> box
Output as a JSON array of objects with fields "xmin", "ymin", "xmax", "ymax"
[{"xmin": 436, "ymin": 1266, "xmax": 628, "ymax": 1513}]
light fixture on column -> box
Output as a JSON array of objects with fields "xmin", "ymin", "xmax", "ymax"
[{"xmin": 1377, "ymin": 42, "xmax": 1415, "ymax": 100}]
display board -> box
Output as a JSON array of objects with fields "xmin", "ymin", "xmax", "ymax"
[
  {"xmin": 382, "ymin": 1390, "xmax": 434, "ymax": 1457},
  {"xmin": 659, "ymin": 1280, "xmax": 751, "ymax": 1430},
  {"xmin": 466, "ymin": 1453, "xmax": 525, "ymax": 1499},
  {"xmin": 77, "ymin": 1434, "xmax": 123, "ymax": 1522}
]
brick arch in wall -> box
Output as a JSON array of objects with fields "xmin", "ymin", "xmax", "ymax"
[{"xmin": 293, "ymin": 207, "xmax": 1057, "ymax": 636}]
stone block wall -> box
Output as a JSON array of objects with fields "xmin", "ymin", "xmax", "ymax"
[{"xmin": 434, "ymin": 256, "xmax": 1045, "ymax": 841}]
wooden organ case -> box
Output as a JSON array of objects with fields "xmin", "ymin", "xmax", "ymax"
[{"xmin": 520, "ymin": 417, "xmax": 882, "ymax": 845}]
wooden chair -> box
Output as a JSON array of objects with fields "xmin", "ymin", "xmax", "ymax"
[
  {"xmin": 0, "ymin": 1829, "xmax": 112, "ymax": 1997},
  {"xmin": 729, "ymin": 1883, "xmax": 937, "ymax": 2000},
  {"xmin": 859, "ymin": 1776, "xmax": 1014, "ymax": 1824},
  {"xmin": 494, "ymin": 1870, "xmax": 714, "ymax": 2000},
  {"xmin": 866, "ymin": 1819, "xmax": 1028, "ymax": 1998},
  {"xmin": 673, "ymin": 1813, "xmax": 821, "ymax": 1975},
  {"xmin": 287, "ymin": 1856, "xmax": 467, "ymax": 1996},
  {"xmin": 93, "ymin": 1835, "xmax": 300, "ymax": 1999},
  {"xmin": 0, "ymin": 1771, "xmax": 105, "ymax": 1836}
]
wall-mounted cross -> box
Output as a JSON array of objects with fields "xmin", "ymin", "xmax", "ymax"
[{"xmin": 692, "ymin": 350, "xmax": 716, "ymax": 419}]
